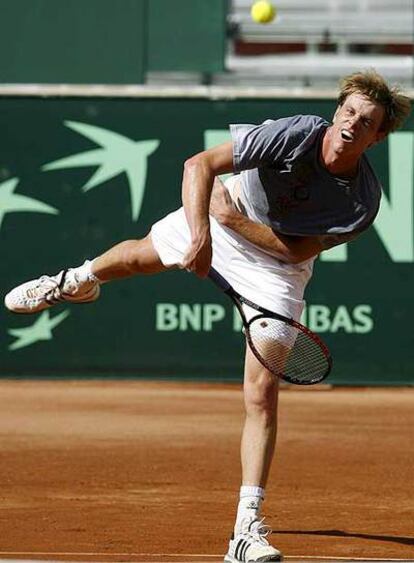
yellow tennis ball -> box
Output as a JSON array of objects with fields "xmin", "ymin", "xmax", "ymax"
[{"xmin": 251, "ymin": 1, "xmax": 276, "ymax": 24}]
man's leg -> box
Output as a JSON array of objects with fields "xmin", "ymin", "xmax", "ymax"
[
  {"xmin": 4, "ymin": 234, "xmax": 169, "ymax": 313},
  {"xmin": 241, "ymin": 345, "xmax": 279, "ymax": 488},
  {"xmin": 225, "ymin": 345, "xmax": 282, "ymax": 562},
  {"xmin": 90, "ymin": 235, "xmax": 167, "ymax": 281}
]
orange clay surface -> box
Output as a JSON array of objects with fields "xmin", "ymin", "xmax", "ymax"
[{"xmin": 0, "ymin": 380, "xmax": 412, "ymax": 561}]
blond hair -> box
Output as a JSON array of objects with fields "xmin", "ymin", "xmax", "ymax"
[{"xmin": 338, "ymin": 70, "xmax": 411, "ymax": 135}]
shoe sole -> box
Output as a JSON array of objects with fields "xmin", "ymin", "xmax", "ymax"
[{"xmin": 224, "ymin": 555, "xmax": 283, "ymax": 563}]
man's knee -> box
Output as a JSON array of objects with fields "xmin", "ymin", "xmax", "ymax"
[
  {"xmin": 244, "ymin": 369, "xmax": 279, "ymax": 417},
  {"xmin": 118, "ymin": 239, "xmax": 142, "ymax": 273},
  {"xmin": 119, "ymin": 235, "xmax": 163, "ymax": 274},
  {"xmin": 244, "ymin": 346, "xmax": 279, "ymax": 414}
]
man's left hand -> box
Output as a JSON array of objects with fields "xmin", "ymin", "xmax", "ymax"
[{"xmin": 209, "ymin": 178, "xmax": 238, "ymax": 226}]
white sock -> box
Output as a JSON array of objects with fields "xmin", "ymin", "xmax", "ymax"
[
  {"xmin": 69, "ymin": 259, "xmax": 100, "ymax": 284},
  {"xmin": 234, "ymin": 485, "xmax": 265, "ymax": 534}
]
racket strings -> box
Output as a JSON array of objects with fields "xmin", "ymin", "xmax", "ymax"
[{"xmin": 248, "ymin": 316, "xmax": 330, "ymax": 384}]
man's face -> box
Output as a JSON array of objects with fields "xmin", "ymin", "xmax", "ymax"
[{"xmin": 331, "ymin": 93, "xmax": 386, "ymax": 156}]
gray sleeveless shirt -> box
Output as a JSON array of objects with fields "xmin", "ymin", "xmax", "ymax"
[{"xmin": 230, "ymin": 115, "xmax": 382, "ymax": 249}]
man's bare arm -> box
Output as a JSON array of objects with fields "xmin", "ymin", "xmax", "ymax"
[
  {"xmin": 229, "ymin": 217, "xmax": 323, "ymax": 263},
  {"xmin": 181, "ymin": 142, "xmax": 234, "ymax": 277},
  {"xmin": 210, "ymin": 179, "xmax": 324, "ymax": 264}
]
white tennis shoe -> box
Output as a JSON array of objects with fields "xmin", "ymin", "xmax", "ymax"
[
  {"xmin": 4, "ymin": 262, "xmax": 100, "ymax": 314},
  {"xmin": 224, "ymin": 518, "xmax": 283, "ymax": 563}
]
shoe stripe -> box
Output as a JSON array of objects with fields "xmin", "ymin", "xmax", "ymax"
[
  {"xmin": 45, "ymin": 294, "xmax": 65, "ymax": 304},
  {"xmin": 235, "ymin": 539, "xmax": 246, "ymax": 561},
  {"xmin": 58, "ymin": 269, "xmax": 68, "ymax": 291},
  {"xmin": 234, "ymin": 539, "xmax": 242, "ymax": 560},
  {"xmin": 240, "ymin": 539, "xmax": 251, "ymax": 561}
]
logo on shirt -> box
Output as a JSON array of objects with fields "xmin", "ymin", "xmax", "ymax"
[
  {"xmin": 269, "ymin": 160, "xmax": 312, "ymax": 216},
  {"xmin": 269, "ymin": 183, "xmax": 310, "ymax": 218}
]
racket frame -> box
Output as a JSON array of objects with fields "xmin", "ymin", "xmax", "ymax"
[{"xmin": 208, "ymin": 267, "xmax": 333, "ymax": 384}]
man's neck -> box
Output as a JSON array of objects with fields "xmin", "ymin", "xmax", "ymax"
[{"xmin": 321, "ymin": 128, "xmax": 360, "ymax": 178}]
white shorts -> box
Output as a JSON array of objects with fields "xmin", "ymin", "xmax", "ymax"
[{"xmin": 150, "ymin": 179, "xmax": 314, "ymax": 322}]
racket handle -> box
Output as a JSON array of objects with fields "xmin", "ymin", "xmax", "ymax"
[{"xmin": 208, "ymin": 267, "xmax": 232, "ymax": 292}]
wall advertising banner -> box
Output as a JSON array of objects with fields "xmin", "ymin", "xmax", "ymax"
[{"xmin": 0, "ymin": 96, "xmax": 412, "ymax": 384}]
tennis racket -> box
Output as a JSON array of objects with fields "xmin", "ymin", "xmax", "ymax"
[{"xmin": 208, "ymin": 268, "xmax": 332, "ymax": 385}]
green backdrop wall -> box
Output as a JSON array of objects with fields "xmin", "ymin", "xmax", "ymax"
[
  {"xmin": 0, "ymin": 95, "xmax": 413, "ymax": 384},
  {"xmin": 0, "ymin": 0, "xmax": 227, "ymax": 84}
]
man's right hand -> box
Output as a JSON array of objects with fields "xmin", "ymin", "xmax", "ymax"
[
  {"xmin": 182, "ymin": 231, "xmax": 213, "ymax": 278},
  {"xmin": 181, "ymin": 142, "xmax": 234, "ymax": 277}
]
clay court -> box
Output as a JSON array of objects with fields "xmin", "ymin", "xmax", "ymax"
[{"xmin": 0, "ymin": 380, "xmax": 412, "ymax": 562}]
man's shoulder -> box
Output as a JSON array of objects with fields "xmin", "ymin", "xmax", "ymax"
[
  {"xmin": 262, "ymin": 115, "xmax": 328, "ymax": 153},
  {"xmin": 264, "ymin": 114, "xmax": 328, "ymax": 134}
]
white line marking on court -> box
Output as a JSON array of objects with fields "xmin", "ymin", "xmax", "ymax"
[
  {"xmin": 0, "ymin": 553, "xmax": 412, "ymax": 561},
  {"xmin": 0, "ymin": 551, "xmax": 217, "ymax": 558}
]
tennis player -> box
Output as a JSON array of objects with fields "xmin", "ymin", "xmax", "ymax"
[{"xmin": 5, "ymin": 70, "xmax": 411, "ymax": 563}]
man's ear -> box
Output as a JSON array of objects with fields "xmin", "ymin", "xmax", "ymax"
[
  {"xmin": 368, "ymin": 131, "xmax": 387, "ymax": 148},
  {"xmin": 332, "ymin": 106, "xmax": 340, "ymax": 123},
  {"xmin": 373, "ymin": 131, "xmax": 387, "ymax": 145}
]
